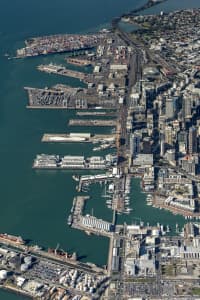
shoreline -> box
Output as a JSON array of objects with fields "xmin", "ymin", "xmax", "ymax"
[
  {"xmin": 111, "ymin": 0, "xmax": 168, "ymax": 30},
  {"xmin": 2, "ymin": 0, "xmax": 199, "ymax": 299}
]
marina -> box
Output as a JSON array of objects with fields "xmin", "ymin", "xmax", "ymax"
[
  {"xmin": 74, "ymin": 168, "xmax": 132, "ymax": 214},
  {"xmin": 2, "ymin": 0, "xmax": 200, "ymax": 298}
]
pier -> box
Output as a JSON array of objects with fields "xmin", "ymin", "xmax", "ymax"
[
  {"xmin": 76, "ymin": 173, "xmax": 119, "ymax": 192},
  {"xmin": 25, "ymin": 86, "xmax": 88, "ymax": 109},
  {"xmin": 76, "ymin": 111, "xmax": 117, "ymax": 117},
  {"xmin": 66, "ymin": 57, "xmax": 93, "ymax": 66},
  {"xmin": 37, "ymin": 64, "xmax": 89, "ymax": 81},
  {"xmin": 25, "ymin": 85, "xmax": 118, "ymax": 109},
  {"xmin": 41, "ymin": 133, "xmax": 115, "ymax": 143},
  {"xmin": 69, "ymin": 119, "xmax": 117, "ymax": 127},
  {"xmin": 33, "ymin": 154, "xmax": 117, "ymax": 170},
  {"xmin": 68, "ymin": 196, "xmax": 114, "ymax": 238}
]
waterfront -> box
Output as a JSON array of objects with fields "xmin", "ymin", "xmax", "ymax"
[{"xmin": 0, "ymin": 0, "xmax": 200, "ymax": 299}]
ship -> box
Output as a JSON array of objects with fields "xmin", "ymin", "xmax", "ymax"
[
  {"xmin": 0, "ymin": 233, "xmax": 25, "ymax": 245},
  {"xmin": 48, "ymin": 247, "xmax": 77, "ymax": 261}
]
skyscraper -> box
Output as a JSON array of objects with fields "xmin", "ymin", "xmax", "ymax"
[{"xmin": 188, "ymin": 126, "xmax": 197, "ymax": 154}]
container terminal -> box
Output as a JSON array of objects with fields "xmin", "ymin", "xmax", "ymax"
[
  {"xmin": 10, "ymin": 3, "xmax": 200, "ymax": 299},
  {"xmin": 33, "ymin": 154, "xmax": 117, "ymax": 170},
  {"xmin": 16, "ymin": 33, "xmax": 106, "ymax": 58},
  {"xmin": 25, "ymin": 85, "xmax": 118, "ymax": 109}
]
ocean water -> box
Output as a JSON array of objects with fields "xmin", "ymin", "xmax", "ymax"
[{"xmin": 0, "ymin": 0, "xmax": 200, "ymax": 299}]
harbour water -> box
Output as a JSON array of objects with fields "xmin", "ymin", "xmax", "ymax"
[{"xmin": 0, "ymin": 0, "xmax": 200, "ymax": 299}]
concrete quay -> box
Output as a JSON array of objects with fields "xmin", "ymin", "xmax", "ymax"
[
  {"xmin": 68, "ymin": 196, "xmax": 114, "ymax": 238},
  {"xmin": 66, "ymin": 57, "xmax": 94, "ymax": 66},
  {"xmin": 152, "ymin": 195, "xmax": 200, "ymax": 219},
  {"xmin": 38, "ymin": 64, "xmax": 88, "ymax": 81},
  {"xmin": 76, "ymin": 111, "xmax": 117, "ymax": 117},
  {"xmin": 41, "ymin": 133, "xmax": 115, "ymax": 143},
  {"xmin": 0, "ymin": 239, "xmax": 108, "ymax": 300},
  {"xmin": 76, "ymin": 173, "xmax": 117, "ymax": 192},
  {"xmin": 69, "ymin": 119, "xmax": 117, "ymax": 127},
  {"xmin": 16, "ymin": 33, "xmax": 104, "ymax": 58}
]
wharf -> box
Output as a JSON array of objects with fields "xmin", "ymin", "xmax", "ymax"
[
  {"xmin": 24, "ymin": 85, "xmax": 87, "ymax": 109},
  {"xmin": 76, "ymin": 111, "xmax": 117, "ymax": 117},
  {"xmin": 16, "ymin": 33, "xmax": 103, "ymax": 58},
  {"xmin": 77, "ymin": 173, "xmax": 118, "ymax": 192},
  {"xmin": 68, "ymin": 196, "xmax": 114, "ymax": 238},
  {"xmin": 66, "ymin": 57, "xmax": 93, "ymax": 66},
  {"xmin": 153, "ymin": 196, "xmax": 200, "ymax": 219},
  {"xmin": 110, "ymin": 176, "xmax": 127, "ymax": 213},
  {"xmin": 37, "ymin": 64, "xmax": 88, "ymax": 81},
  {"xmin": 151, "ymin": 194, "xmax": 200, "ymax": 219},
  {"xmin": 0, "ymin": 239, "xmax": 104, "ymax": 275},
  {"xmin": 33, "ymin": 154, "xmax": 116, "ymax": 170},
  {"xmin": 69, "ymin": 119, "xmax": 117, "ymax": 127},
  {"xmin": 42, "ymin": 133, "xmax": 115, "ymax": 143},
  {"xmin": 72, "ymin": 223, "xmax": 114, "ymax": 238},
  {"xmin": 25, "ymin": 86, "xmax": 106, "ymax": 109}
]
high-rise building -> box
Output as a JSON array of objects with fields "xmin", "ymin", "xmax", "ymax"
[
  {"xmin": 183, "ymin": 97, "xmax": 192, "ymax": 119},
  {"xmin": 130, "ymin": 133, "xmax": 141, "ymax": 158},
  {"xmin": 160, "ymin": 134, "xmax": 165, "ymax": 157},
  {"xmin": 180, "ymin": 155, "xmax": 199, "ymax": 175},
  {"xmin": 165, "ymin": 149, "xmax": 176, "ymax": 166},
  {"xmin": 188, "ymin": 126, "xmax": 197, "ymax": 154},
  {"xmin": 165, "ymin": 97, "xmax": 177, "ymax": 119},
  {"xmin": 164, "ymin": 125, "xmax": 173, "ymax": 146}
]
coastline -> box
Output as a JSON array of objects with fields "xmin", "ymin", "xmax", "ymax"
[{"xmin": 1, "ymin": 0, "xmax": 200, "ymax": 299}]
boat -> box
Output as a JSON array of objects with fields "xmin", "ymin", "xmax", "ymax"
[
  {"xmin": 72, "ymin": 175, "xmax": 80, "ymax": 182},
  {"xmin": 106, "ymin": 201, "xmax": 112, "ymax": 205},
  {"xmin": 93, "ymin": 146, "xmax": 101, "ymax": 151},
  {"xmin": 125, "ymin": 208, "xmax": 133, "ymax": 212},
  {"xmin": 67, "ymin": 215, "xmax": 72, "ymax": 226}
]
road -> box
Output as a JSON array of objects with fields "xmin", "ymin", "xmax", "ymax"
[
  {"xmin": 111, "ymin": 19, "xmax": 144, "ymax": 300},
  {"xmin": 115, "ymin": 27, "xmax": 143, "ymax": 171}
]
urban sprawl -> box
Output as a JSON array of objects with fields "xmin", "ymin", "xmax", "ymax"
[{"xmin": 2, "ymin": 4, "xmax": 200, "ymax": 300}]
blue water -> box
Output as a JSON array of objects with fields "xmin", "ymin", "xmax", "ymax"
[{"xmin": 0, "ymin": 0, "xmax": 200, "ymax": 299}]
